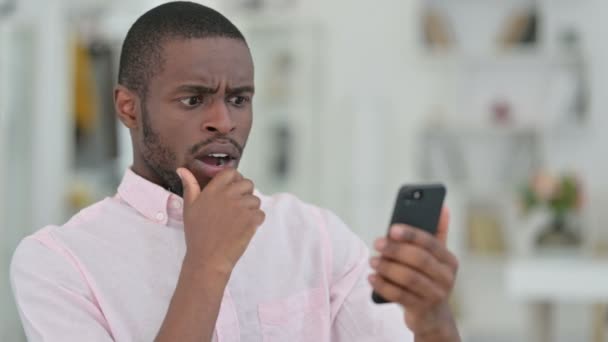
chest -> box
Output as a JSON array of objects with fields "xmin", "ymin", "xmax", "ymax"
[{"xmin": 60, "ymin": 221, "xmax": 332, "ymax": 342}]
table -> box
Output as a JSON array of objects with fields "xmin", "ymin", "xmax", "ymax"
[{"xmin": 506, "ymin": 257, "xmax": 608, "ymax": 342}]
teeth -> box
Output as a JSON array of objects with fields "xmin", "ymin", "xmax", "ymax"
[{"xmin": 209, "ymin": 153, "xmax": 228, "ymax": 158}]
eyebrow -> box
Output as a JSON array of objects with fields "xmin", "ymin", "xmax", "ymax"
[
  {"xmin": 226, "ymin": 85, "xmax": 255, "ymax": 94},
  {"xmin": 174, "ymin": 85, "xmax": 219, "ymax": 94},
  {"xmin": 173, "ymin": 84, "xmax": 255, "ymax": 95}
]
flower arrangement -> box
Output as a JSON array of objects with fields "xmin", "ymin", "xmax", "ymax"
[
  {"xmin": 520, "ymin": 171, "xmax": 583, "ymax": 217},
  {"xmin": 520, "ymin": 170, "xmax": 584, "ymax": 246}
]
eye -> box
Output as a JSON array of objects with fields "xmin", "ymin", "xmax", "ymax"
[
  {"xmin": 179, "ymin": 96, "xmax": 203, "ymax": 107},
  {"xmin": 228, "ymin": 95, "xmax": 250, "ymax": 107}
]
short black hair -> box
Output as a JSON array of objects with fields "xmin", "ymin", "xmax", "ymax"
[{"xmin": 118, "ymin": 1, "xmax": 247, "ymax": 97}]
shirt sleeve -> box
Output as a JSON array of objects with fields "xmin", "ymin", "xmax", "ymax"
[
  {"xmin": 321, "ymin": 210, "xmax": 414, "ymax": 342},
  {"xmin": 10, "ymin": 229, "xmax": 114, "ymax": 342}
]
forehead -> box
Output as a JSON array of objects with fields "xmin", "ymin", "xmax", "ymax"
[{"xmin": 156, "ymin": 37, "xmax": 254, "ymax": 85}]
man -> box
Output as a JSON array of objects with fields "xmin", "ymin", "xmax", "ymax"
[{"xmin": 11, "ymin": 2, "xmax": 460, "ymax": 341}]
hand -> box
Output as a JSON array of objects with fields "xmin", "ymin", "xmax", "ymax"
[
  {"xmin": 369, "ymin": 207, "xmax": 460, "ymax": 341},
  {"xmin": 177, "ymin": 167, "xmax": 265, "ymax": 275}
]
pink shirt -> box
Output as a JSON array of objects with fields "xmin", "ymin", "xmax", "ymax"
[{"xmin": 11, "ymin": 169, "xmax": 413, "ymax": 341}]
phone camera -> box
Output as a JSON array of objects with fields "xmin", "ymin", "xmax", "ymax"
[{"xmin": 412, "ymin": 190, "xmax": 423, "ymax": 200}]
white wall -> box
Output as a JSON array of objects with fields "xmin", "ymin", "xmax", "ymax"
[
  {"xmin": 1, "ymin": 0, "xmax": 70, "ymax": 340},
  {"xmin": 0, "ymin": 18, "xmax": 11, "ymax": 342},
  {"xmin": 30, "ymin": 0, "xmax": 72, "ymax": 230},
  {"xmin": 312, "ymin": 0, "xmax": 431, "ymax": 245},
  {"xmin": 542, "ymin": 0, "xmax": 608, "ymax": 188}
]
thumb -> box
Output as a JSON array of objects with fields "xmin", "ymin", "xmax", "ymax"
[
  {"xmin": 436, "ymin": 206, "xmax": 450, "ymax": 246},
  {"xmin": 176, "ymin": 167, "xmax": 200, "ymax": 205}
]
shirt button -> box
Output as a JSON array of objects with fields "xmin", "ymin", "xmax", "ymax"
[
  {"xmin": 171, "ymin": 200, "xmax": 182, "ymax": 209},
  {"xmin": 155, "ymin": 212, "xmax": 165, "ymax": 221}
]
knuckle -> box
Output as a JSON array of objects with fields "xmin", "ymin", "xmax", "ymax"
[
  {"xmin": 252, "ymin": 196, "xmax": 261, "ymax": 208},
  {"xmin": 406, "ymin": 272, "xmax": 420, "ymax": 288},
  {"xmin": 376, "ymin": 280, "xmax": 391, "ymax": 299},
  {"xmin": 402, "ymin": 229, "xmax": 415, "ymax": 241},
  {"xmin": 432, "ymin": 289, "xmax": 447, "ymax": 304},
  {"xmin": 444, "ymin": 270, "xmax": 455, "ymax": 287},
  {"xmin": 417, "ymin": 253, "xmax": 432, "ymax": 268},
  {"xmin": 228, "ymin": 169, "xmax": 241, "ymax": 180},
  {"xmin": 451, "ymin": 254, "xmax": 460, "ymax": 272},
  {"xmin": 254, "ymin": 210, "xmax": 266, "ymax": 225},
  {"xmin": 223, "ymin": 168, "xmax": 237, "ymax": 177},
  {"xmin": 376, "ymin": 260, "xmax": 388, "ymax": 273},
  {"xmin": 383, "ymin": 242, "xmax": 399, "ymax": 257},
  {"xmin": 428, "ymin": 239, "xmax": 440, "ymax": 253},
  {"xmin": 398, "ymin": 291, "xmax": 412, "ymax": 305}
]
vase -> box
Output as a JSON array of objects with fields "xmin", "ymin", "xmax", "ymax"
[{"xmin": 536, "ymin": 212, "xmax": 581, "ymax": 248}]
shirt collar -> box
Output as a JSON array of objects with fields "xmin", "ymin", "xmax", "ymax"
[{"xmin": 117, "ymin": 168, "xmax": 184, "ymax": 225}]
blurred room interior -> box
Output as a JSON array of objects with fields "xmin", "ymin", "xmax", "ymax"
[{"xmin": 2, "ymin": 0, "xmax": 608, "ymax": 341}]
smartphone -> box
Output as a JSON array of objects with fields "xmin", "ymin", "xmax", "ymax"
[{"xmin": 372, "ymin": 184, "xmax": 446, "ymax": 304}]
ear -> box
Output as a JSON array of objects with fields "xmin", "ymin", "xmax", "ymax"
[{"xmin": 114, "ymin": 85, "xmax": 140, "ymax": 129}]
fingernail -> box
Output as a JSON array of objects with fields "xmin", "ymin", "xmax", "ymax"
[
  {"xmin": 368, "ymin": 274, "xmax": 377, "ymax": 284},
  {"xmin": 370, "ymin": 257, "xmax": 380, "ymax": 268},
  {"xmin": 390, "ymin": 225, "xmax": 406, "ymax": 238},
  {"xmin": 374, "ymin": 239, "xmax": 387, "ymax": 251},
  {"xmin": 176, "ymin": 169, "xmax": 183, "ymax": 180}
]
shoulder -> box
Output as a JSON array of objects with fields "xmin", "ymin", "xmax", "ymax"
[
  {"xmin": 11, "ymin": 197, "xmax": 122, "ymax": 275},
  {"xmin": 256, "ymin": 189, "xmax": 365, "ymax": 254},
  {"xmin": 10, "ymin": 224, "xmax": 89, "ymax": 296},
  {"xmin": 62, "ymin": 197, "xmax": 130, "ymax": 230},
  {"xmin": 257, "ymin": 190, "xmax": 337, "ymax": 231}
]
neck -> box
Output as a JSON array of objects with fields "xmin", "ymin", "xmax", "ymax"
[{"xmin": 131, "ymin": 157, "xmax": 166, "ymax": 189}]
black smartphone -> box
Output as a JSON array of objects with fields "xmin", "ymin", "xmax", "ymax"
[{"xmin": 372, "ymin": 184, "xmax": 447, "ymax": 304}]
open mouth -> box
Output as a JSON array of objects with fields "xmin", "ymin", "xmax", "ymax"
[
  {"xmin": 190, "ymin": 142, "xmax": 242, "ymax": 178},
  {"xmin": 199, "ymin": 153, "xmax": 236, "ymax": 167}
]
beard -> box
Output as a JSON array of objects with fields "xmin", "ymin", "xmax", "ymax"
[
  {"xmin": 139, "ymin": 102, "xmax": 247, "ymax": 198},
  {"xmin": 140, "ymin": 105, "xmax": 184, "ymax": 197}
]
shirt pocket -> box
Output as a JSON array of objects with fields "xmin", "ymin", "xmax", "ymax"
[{"xmin": 257, "ymin": 287, "xmax": 330, "ymax": 342}]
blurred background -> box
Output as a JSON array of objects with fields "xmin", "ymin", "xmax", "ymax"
[{"xmin": 2, "ymin": 0, "xmax": 608, "ymax": 341}]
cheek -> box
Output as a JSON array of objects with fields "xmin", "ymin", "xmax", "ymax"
[
  {"xmin": 149, "ymin": 113, "xmax": 190, "ymax": 160},
  {"xmin": 238, "ymin": 110, "xmax": 254, "ymax": 135}
]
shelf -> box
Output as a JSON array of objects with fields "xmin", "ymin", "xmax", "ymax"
[
  {"xmin": 230, "ymin": 11, "xmax": 319, "ymax": 31},
  {"xmin": 423, "ymin": 121, "xmax": 589, "ymax": 139},
  {"xmin": 506, "ymin": 256, "xmax": 608, "ymax": 301},
  {"xmin": 419, "ymin": 47, "xmax": 581, "ymax": 69},
  {"xmin": 425, "ymin": 123, "xmax": 538, "ymax": 137}
]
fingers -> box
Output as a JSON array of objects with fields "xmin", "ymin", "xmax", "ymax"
[
  {"xmin": 369, "ymin": 206, "xmax": 458, "ymax": 311},
  {"xmin": 370, "ymin": 257, "xmax": 447, "ymax": 304},
  {"xmin": 241, "ymin": 194, "xmax": 261, "ymax": 210},
  {"xmin": 436, "ymin": 206, "xmax": 450, "ymax": 245},
  {"xmin": 228, "ymin": 178, "xmax": 255, "ymax": 196},
  {"xmin": 373, "ymin": 240, "xmax": 455, "ymax": 287},
  {"xmin": 177, "ymin": 167, "xmax": 200, "ymax": 205},
  {"xmin": 209, "ymin": 168, "xmax": 242, "ymax": 188},
  {"xmin": 251, "ymin": 209, "xmax": 266, "ymax": 227},
  {"xmin": 242, "ymin": 193, "xmax": 264, "ymax": 226},
  {"xmin": 368, "ymin": 274, "xmax": 422, "ymax": 308},
  {"xmin": 385, "ymin": 225, "xmax": 458, "ymax": 270}
]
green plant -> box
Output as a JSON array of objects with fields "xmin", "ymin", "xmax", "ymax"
[{"xmin": 521, "ymin": 171, "xmax": 583, "ymax": 217}]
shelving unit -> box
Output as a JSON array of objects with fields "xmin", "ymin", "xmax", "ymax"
[{"xmin": 416, "ymin": 0, "xmax": 597, "ymax": 339}]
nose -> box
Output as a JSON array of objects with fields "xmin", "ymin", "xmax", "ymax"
[{"xmin": 201, "ymin": 100, "xmax": 236, "ymax": 134}]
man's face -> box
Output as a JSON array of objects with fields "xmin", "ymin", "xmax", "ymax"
[{"xmin": 135, "ymin": 38, "xmax": 254, "ymax": 195}]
